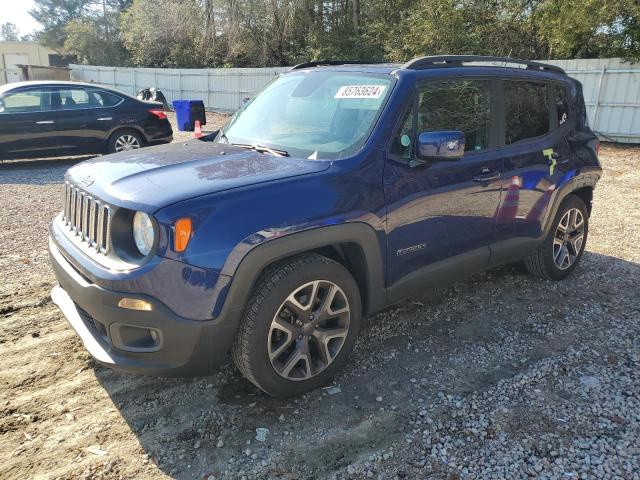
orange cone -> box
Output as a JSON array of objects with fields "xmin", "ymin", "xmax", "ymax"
[
  {"xmin": 494, "ymin": 176, "xmax": 521, "ymax": 223},
  {"xmin": 525, "ymin": 183, "xmax": 556, "ymax": 222},
  {"xmin": 194, "ymin": 120, "xmax": 203, "ymax": 139}
]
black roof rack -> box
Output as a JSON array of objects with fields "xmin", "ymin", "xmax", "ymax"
[
  {"xmin": 401, "ymin": 55, "xmax": 565, "ymax": 74},
  {"xmin": 289, "ymin": 60, "xmax": 384, "ymax": 71}
]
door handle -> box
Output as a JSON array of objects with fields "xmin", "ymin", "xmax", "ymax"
[
  {"xmin": 97, "ymin": 117, "xmax": 113, "ymax": 121},
  {"xmin": 36, "ymin": 120, "xmax": 54, "ymax": 124},
  {"xmin": 473, "ymin": 168, "xmax": 501, "ymax": 182}
]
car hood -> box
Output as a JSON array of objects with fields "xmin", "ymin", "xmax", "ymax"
[{"xmin": 66, "ymin": 141, "xmax": 331, "ymax": 212}]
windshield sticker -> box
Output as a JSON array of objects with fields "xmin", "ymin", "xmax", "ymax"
[{"xmin": 335, "ymin": 85, "xmax": 386, "ymax": 99}]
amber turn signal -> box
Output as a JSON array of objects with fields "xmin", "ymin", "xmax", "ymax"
[
  {"xmin": 118, "ymin": 298, "xmax": 153, "ymax": 311},
  {"xmin": 174, "ymin": 217, "xmax": 192, "ymax": 252}
]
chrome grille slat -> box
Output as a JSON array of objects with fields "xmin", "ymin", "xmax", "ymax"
[
  {"xmin": 74, "ymin": 189, "xmax": 82, "ymax": 234},
  {"xmin": 62, "ymin": 183, "xmax": 111, "ymax": 254},
  {"xmin": 63, "ymin": 183, "xmax": 70, "ymax": 223},
  {"xmin": 100, "ymin": 207, "xmax": 111, "ymax": 253},
  {"xmin": 89, "ymin": 200, "xmax": 98, "ymax": 245}
]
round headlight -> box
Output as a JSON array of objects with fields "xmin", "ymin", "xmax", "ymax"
[{"xmin": 132, "ymin": 211, "xmax": 155, "ymax": 256}]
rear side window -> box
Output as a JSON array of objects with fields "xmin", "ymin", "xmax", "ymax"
[
  {"xmin": 418, "ymin": 79, "xmax": 492, "ymax": 152},
  {"xmin": 504, "ymin": 81, "xmax": 549, "ymax": 144},
  {"xmin": 92, "ymin": 90, "xmax": 122, "ymax": 107}
]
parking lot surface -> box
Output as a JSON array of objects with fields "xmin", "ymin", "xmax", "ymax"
[{"xmin": 1, "ymin": 116, "xmax": 638, "ymax": 479}]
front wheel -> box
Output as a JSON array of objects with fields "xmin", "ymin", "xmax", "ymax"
[
  {"xmin": 525, "ymin": 194, "xmax": 589, "ymax": 280},
  {"xmin": 232, "ymin": 254, "xmax": 362, "ymax": 397}
]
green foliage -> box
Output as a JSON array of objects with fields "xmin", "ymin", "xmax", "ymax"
[
  {"xmin": 29, "ymin": 0, "xmax": 91, "ymax": 50},
  {"xmin": 28, "ymin": 0, "xmax": 640, "ymax": 66},
  {"xmin": 1, "ymin": 23, "xmax": 20, "ymax": 41},
  {"xmin": 535, "ymin": 0, "xmax": 640, "ymax": 61},
  {"xmin": 120, "ymin": 0, "xmax": 204, "ymax": 67},
  {"xmin": 64, "ymin": 19, "xmax": 129, "ymax": 65}
]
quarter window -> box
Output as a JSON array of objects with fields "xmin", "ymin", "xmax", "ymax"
[
  {"xmin": 504, "ymin": 81, "xmax": 549, "ymax": 144},
  {"xmin": 556, "ymin": 86, "xmax": 569, "ymax": 126},
  {"xmin": 390, "ymin": 106, "xmax": 414, "ymax": 159},
  {"xmin": 418, "ymin": 79, "xmax": 492, "ymax": 152}
]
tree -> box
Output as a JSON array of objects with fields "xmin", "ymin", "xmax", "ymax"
[
  {"xmin": 27, "ymin": 0, "xmax": 640, "ymax": 68},
  {"xmin": 0, "ymin": 22, "xmax": 19, "ymax": 41},
  {"xmin": 29, "ymin": 0, "xmax": 91, "ymax": 50},
  {"xmin": 120, "ymin": 0, "xmax": 204, "ymax": 67},
  {"xmin": 64, "ymin": 18, "xmax": 129, "ymax": 65},
  {"xmin": 535, "ymin": 0, "xmax": 640, "ymax": 61}
]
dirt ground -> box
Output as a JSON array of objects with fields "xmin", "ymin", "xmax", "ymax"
[{"xmin": 0, "ymin": 116, "xmax": 639, "ymax": 479}]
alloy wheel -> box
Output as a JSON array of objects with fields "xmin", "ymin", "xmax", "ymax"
[
  {"xmin": 268, "ymin": 280, "xmax": 350, "ymax": 381},
  {"xmin": 114, "ymin": 134, "xmax": 141, "ymax": 152},
  {"xmin": 553, "ymin": 207, "xmax": 585, "ymax": 270}
]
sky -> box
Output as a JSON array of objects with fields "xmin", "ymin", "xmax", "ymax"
[{"xmin": 1, "ymin": 0, "xmax": 41, "ymax": 37}]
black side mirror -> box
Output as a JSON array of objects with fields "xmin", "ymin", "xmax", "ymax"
[
  {"xmin": 417, "ymin": 130, "xmax": 465, "ymax": 161},
  {"xmin": 198, "ymin": 129, "xmax": 220, "ymax": 142}
]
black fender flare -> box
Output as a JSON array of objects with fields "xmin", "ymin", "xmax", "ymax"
[
  {"xmin": 541, "ymin": 170, "xmax": 600, "ymax": 238},
  {"xmin": 217, "ymin": 222, "xmax": 386, "ymax": 326}
]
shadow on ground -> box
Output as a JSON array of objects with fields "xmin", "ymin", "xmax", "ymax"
[
  {"xmin": 94, "ymin": 251, "xmax": 640, "ymax": 479},
  {"xmin": 0, "ymin": 156, "xmax": 94, "ymax": 185}
]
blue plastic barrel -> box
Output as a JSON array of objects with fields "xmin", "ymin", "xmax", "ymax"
[
  {"xmin": 172, "ymin": 100, "xmax": 205, "ymax": 131},
  {"xmin": 172, "ymin": 100, "xmax": 192, "ymax": 131}
]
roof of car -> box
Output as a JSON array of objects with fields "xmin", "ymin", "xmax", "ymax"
[
  {"xmin": 288, "ymin": 56, "xmax": 566, "ymax": 76},
  {"xmin": 0, "ymin": 80, "xmax": 114, "ymax": 95}
]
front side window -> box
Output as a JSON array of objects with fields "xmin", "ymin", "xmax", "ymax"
[
  {"xmin": 0, "ymin": 89, "xmax": 51, "ymax": 113},
  {"xmin": 220, "ymin": 71, "xmax": 394, "ymax": 160},
  {"xmin": 417, "ymin": 79, "xmax": 492, "ymax": 152},
  {"xmin": 389, "ymin": 78, "xmax": 492, "ymax": 159},
  {"xmin": 504, "ymin": 81, "xmax": 549, "ymax": 144}
]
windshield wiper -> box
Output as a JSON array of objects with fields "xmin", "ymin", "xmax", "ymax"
[{"xmin": 230, "ymin": 143, "xmax": 289, "ymax": 157}]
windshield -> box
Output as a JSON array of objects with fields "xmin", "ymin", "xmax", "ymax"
[{"xmin": 219, "ymin": 71, "xmax": 394, "ymax": 160}]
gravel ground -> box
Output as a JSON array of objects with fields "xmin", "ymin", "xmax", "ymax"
[{"xmin": 0, "ymin": 118, "xmax": 638, "ymax": 480}]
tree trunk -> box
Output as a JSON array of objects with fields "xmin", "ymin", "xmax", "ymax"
[{"xmin": 352, "ymin": 0, "xmax": 359, "ymax": 34}]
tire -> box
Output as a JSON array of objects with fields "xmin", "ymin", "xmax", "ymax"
[
  {"xmin": 525, "ymin": 194, "xmax": 589, "ymax": 280},
  {"xmin": 232, "ymin": 253, "xmax": 362, "ymax": 397},
  {"xmin": 108, "ymin": 129, "xmax": 144, "ymax": 154}
]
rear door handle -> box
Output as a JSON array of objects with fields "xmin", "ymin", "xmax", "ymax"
[
  {"xmin": 36, "ymin": 120, "xmax": 54, "ymax": 124},
  {"xmin": 97, "ymin": 117, "xmax": 113, "ymax": 121},
  {"xmin": 473, "ymin": 168, "xmax": 501, "ymax": 182}
]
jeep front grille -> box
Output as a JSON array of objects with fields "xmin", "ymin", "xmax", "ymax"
[{"xmin": 63, "ymin": 182, "xmax": 111, "ymax": 253}]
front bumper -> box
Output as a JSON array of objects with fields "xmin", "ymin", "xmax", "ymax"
[{"xmin": 49, "ymin": 238, "xmax": 237, "ymax": 376}]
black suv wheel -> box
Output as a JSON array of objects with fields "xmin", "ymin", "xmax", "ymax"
[
  {"xmin": 525, "ymin": 194, "xmax": 589, "ymax": 280},
  {"xmin": 232, "ymin": 253, "xmax": 362, "ymax": 397}
]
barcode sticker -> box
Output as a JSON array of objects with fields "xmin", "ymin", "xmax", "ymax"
[{"xmin": 335, "ymin": 85, "xmax": 386, "ymax": 99}]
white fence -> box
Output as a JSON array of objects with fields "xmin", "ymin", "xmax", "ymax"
[
  {"xmin": 70, "ymin": 58, "xmax": 640, "ymax": 143},
  {"xmin": 70, "ymin": 64, "xmax": 289, "ymax": 112},
  {"xmin": 545, "ymin": 58, "xmax": 640, "ymax": 143}
]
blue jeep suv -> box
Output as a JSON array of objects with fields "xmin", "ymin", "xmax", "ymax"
[{"xmin": 49, "ymin": 56, "xmax": 602, "ymax": 397}]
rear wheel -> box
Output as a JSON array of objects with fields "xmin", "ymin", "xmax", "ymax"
[
  {"xmin": 525, "ymin": 195, "xmax": 589, "ymax": 280},
  {"xmin": 108, "ymin": 130, "xmax": 143, "ymax": 153},
  {"xmin": 232, "ymin": 253, "xmax": 362, "ymax": 397}
]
